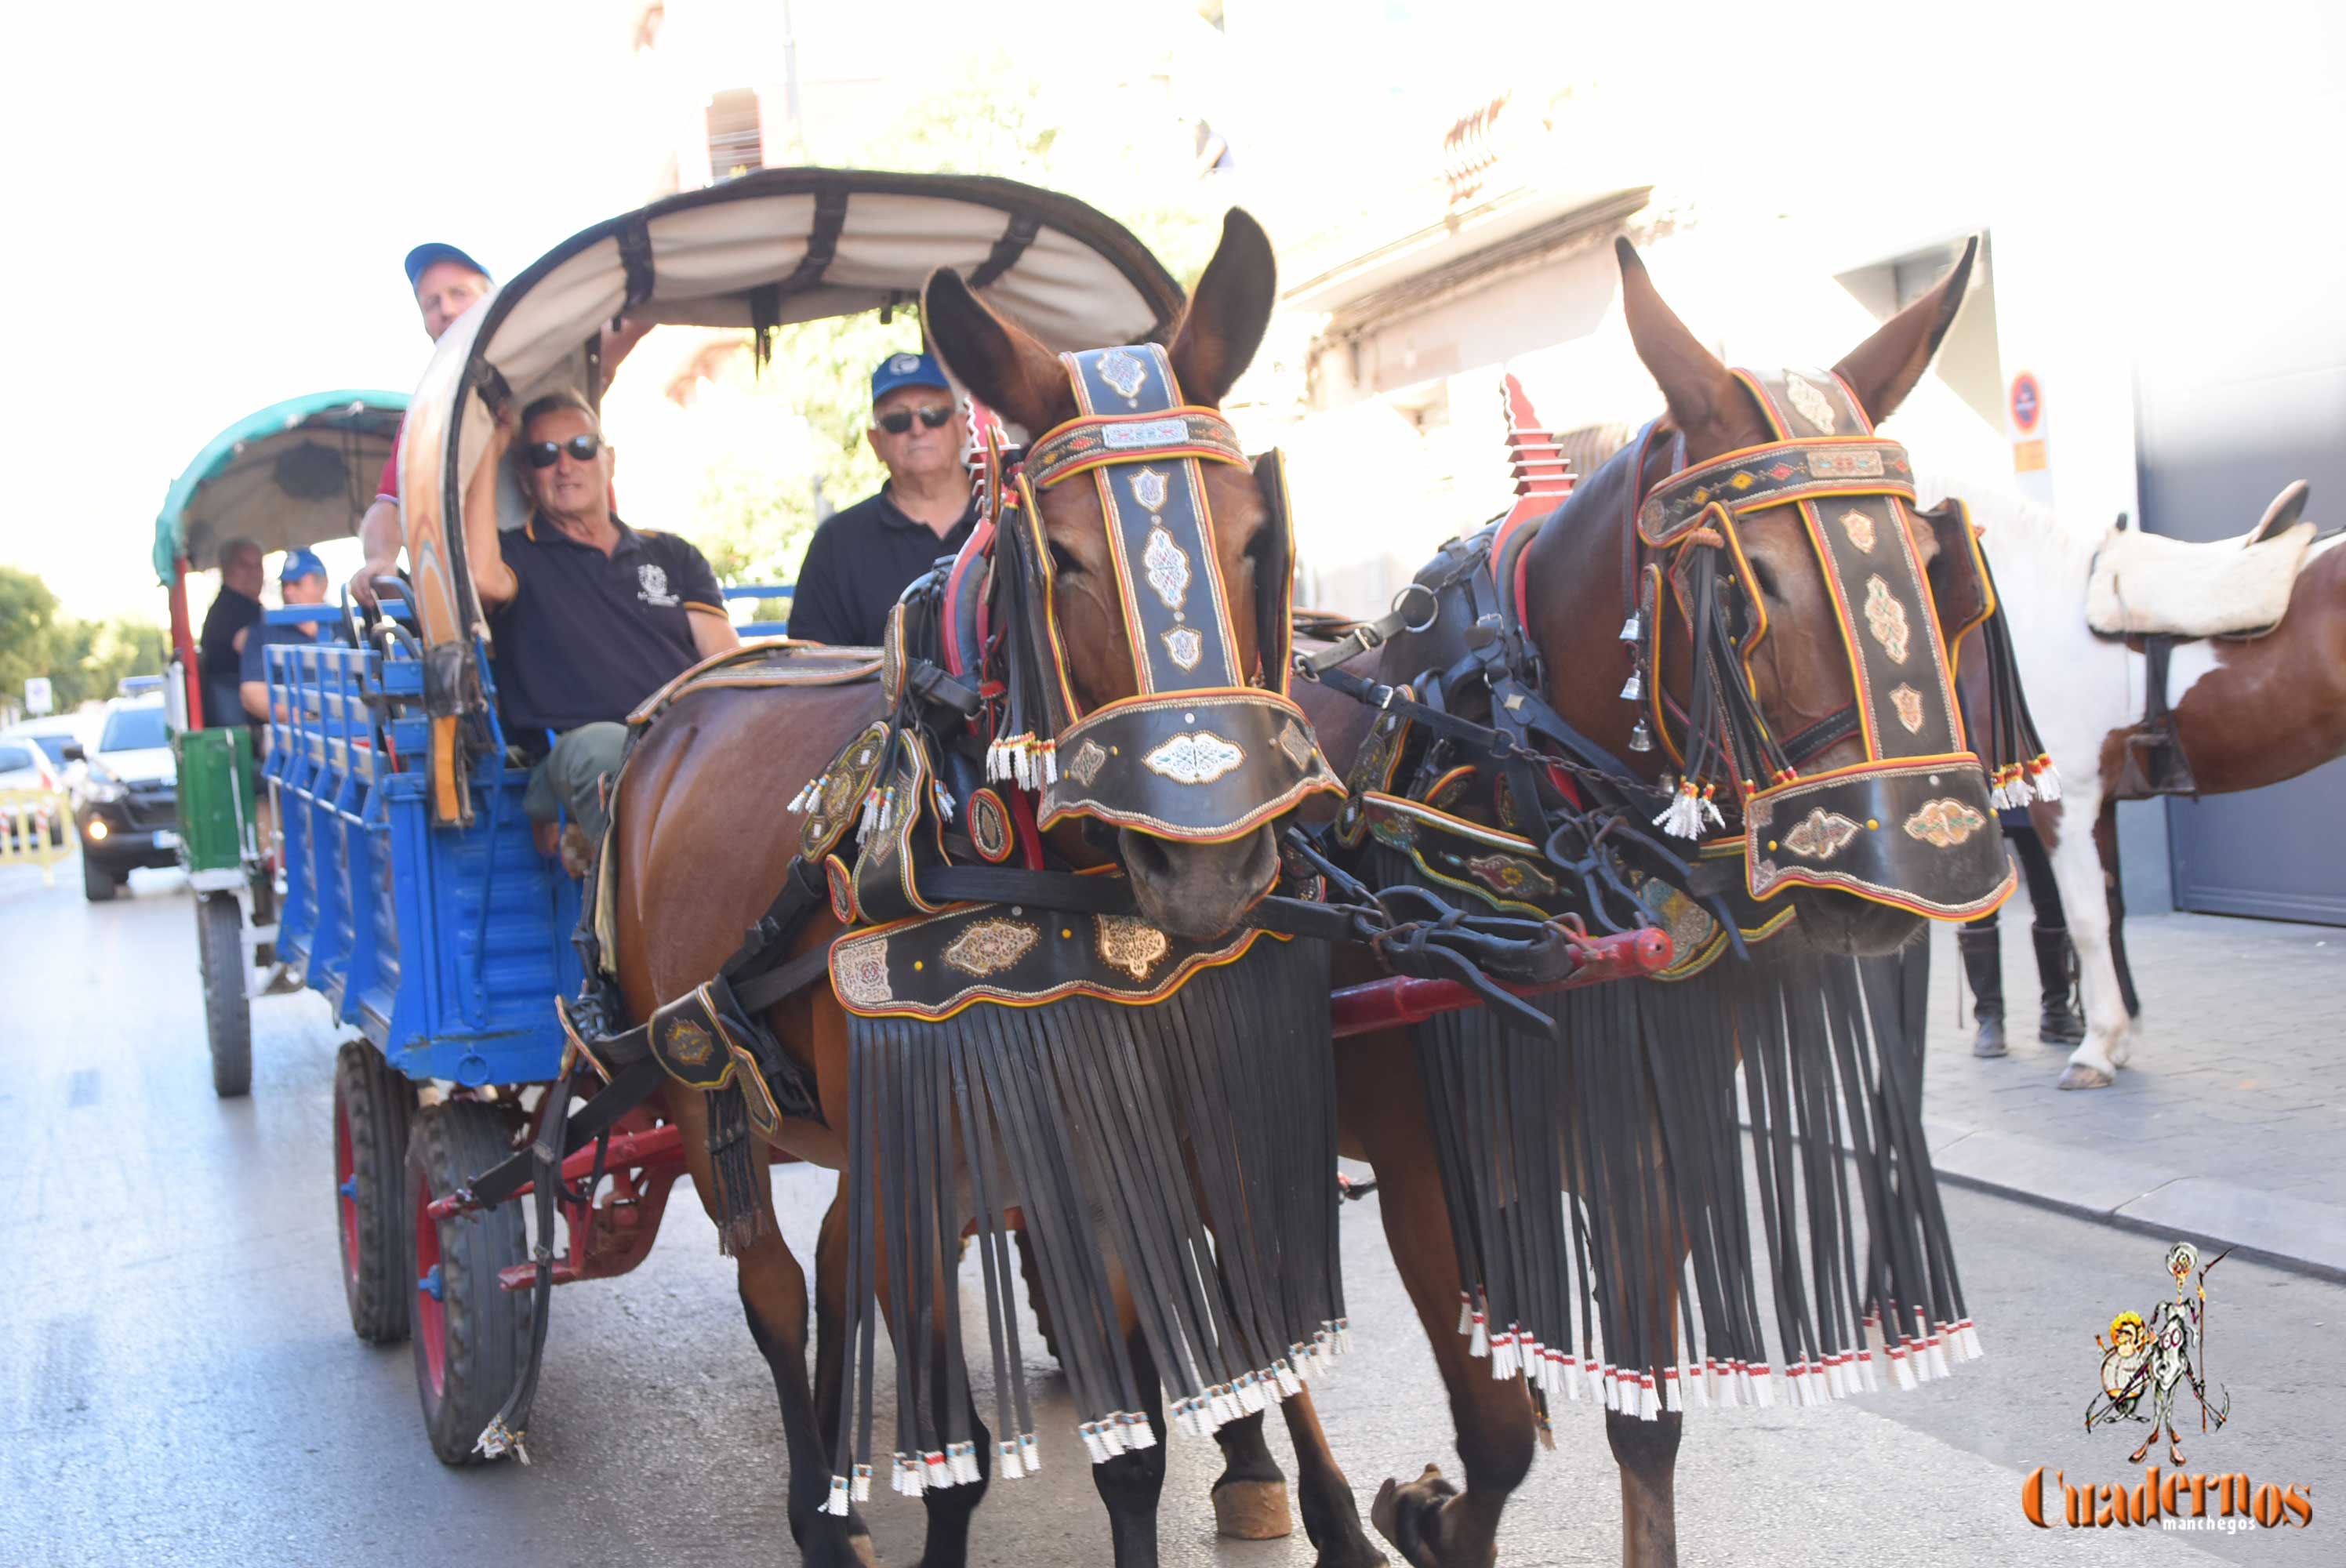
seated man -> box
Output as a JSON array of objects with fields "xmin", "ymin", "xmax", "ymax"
[
  {"xmin": 239, "ymin": 548, "xmax": 335, "ymax": 727},
  {"xmin": 464, "ymin": 392, "xmax": 737, "ymax": 869}
]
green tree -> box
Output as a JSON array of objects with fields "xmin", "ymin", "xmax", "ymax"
[
  {"xmin": 0, "ymin": 565, "xmax": 168, "ymax": 712},
  {"xmin": 0, "ymin": 566, "xmax": 64, "ymax": 708},
  {"xmin": 682, "ymin": 51, "xmax": 1224, "ymax": 585}
]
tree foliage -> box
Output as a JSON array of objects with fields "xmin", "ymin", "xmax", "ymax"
[
  {"xmin": 0, "ymin": 564, "xmax": 167, "ymax": 714},
  {"xmin": 684, "ymin": 53, "xmax": 1224, "ymax": 585}
]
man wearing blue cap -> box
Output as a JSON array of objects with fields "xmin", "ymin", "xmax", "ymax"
[
  {"xmin": 347, "ymin": 242, "xmax": 649, "ymax": 606},
  {"xmin": 238, "ymin": 548, "xmax": 334, "ymax": 724},
  {"xmin": 785, "ymin": 350, "xmax": 976, "ymax": 646}
]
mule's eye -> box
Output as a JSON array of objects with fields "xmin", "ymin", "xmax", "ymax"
[
  {"xmin": 1747, "ymin": 557, "xmax": 1782, "ymax": 601},
  {"xmin": 1048, "ymin": 541, "xmax": 1080, "ymax": 576}
]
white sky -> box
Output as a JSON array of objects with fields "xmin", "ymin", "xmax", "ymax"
[
  {"xmin": 0, "ymin": 2, "xmax": 660, "ymax": 623},
  {"xmin": 11, "ymin": 0, "xmax": 2337, "ymax": 625}
]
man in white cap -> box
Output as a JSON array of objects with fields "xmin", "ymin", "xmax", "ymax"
[{"xmin": 786, "ymin": 350, "xmax": 976, "ymax": 646}]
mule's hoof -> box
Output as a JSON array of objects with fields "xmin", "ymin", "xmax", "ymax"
[
  {"xmin": 2057, "ymin": 1062, "xmax": 2115, "ymax": 1091},
  {"xmin": 1371, "ymin": 1466, "xmax": 1460, "ymax": 1568},
  {"xmin": 1214, "ymin": 1478, "xmax": 1294, "ymax": 1539}
]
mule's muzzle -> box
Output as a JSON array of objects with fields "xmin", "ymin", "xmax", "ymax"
[{"xmin": 1120, "ymin": 822, "xmax": 1280, "ymax": 942}]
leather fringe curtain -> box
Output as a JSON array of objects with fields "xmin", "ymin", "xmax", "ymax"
[
  {"xmin": 1385, "ymin": 853, "xmax": 1978, "ymax": 1426},
  {"xmin": 823, "ymin": 935, "xmax": 1346, "ymax": 1514}
]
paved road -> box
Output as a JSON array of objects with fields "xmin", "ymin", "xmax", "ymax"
[
  {"xmin": 1916, "ymin": 900, "xmax": 2346, "ymax": 1274},
  {"xmin": 4, "ymin": 859, "xmax": 2339, "ymax": 1567}
]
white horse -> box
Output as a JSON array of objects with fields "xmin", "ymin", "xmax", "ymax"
[{"xmin": 1918, "ymin": 474, "xmax": 2346, "ymax": 1089}]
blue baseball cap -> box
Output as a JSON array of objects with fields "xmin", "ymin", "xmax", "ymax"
[
  {"xmin": 871, "ymin": 350, "xmax": 952, "ymax": 405},
  {"xmin": 280, "ymin": 548, "xmax": 328, "ymax": 583},
  {"xmin": 404, "ymin": 242, "xmax": 491, "ymax": 289}
]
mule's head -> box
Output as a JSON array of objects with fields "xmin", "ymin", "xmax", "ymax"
[
  {"xmin": 1617, "ymin": 236, "xmax": 1992, "ymax": 956},
  {"xmin": 925, "ymin": 211, "xmax": 1337, "ymax": 941}
]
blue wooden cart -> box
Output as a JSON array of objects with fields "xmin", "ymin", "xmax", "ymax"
[{"xmin": 283, "ymin": 170, "xmax": 1189, "ymax": 1462}]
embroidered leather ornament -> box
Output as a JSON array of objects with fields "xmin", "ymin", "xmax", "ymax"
[
  {"xmin": 1902, "ymin": 797, "xmax": 1988, "ymax": 848},
  {"xmin": 1782, "ymin": 808, "xmax": 1862, "ymax": 861},
  {"xmin": 1863, "ymin": 575, "xmax": 1912, "ymax": 664},
  {"xmin": 1095, "ymin": 914, "xmax": 1171, "ymax": 980},
  {"xmin": 1891, "ymin": 684, "xmax": 1926, "ymax": 735},
  {"xmin": 942, "ymin": 917, "xmax": 1040, "ymax": 978},
  {"xmin": 1142, "ymin": 731, "xmax": 1246, "ymax": 785}
]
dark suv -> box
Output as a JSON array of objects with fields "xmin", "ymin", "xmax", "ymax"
[{"xmin": 67, "ymin": 698, "xmax": 180, "ymax": 902}]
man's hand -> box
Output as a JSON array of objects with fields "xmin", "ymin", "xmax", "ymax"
[{"xmin": 350, "ymin": 496, "xmax": 405, "ymax": 608}]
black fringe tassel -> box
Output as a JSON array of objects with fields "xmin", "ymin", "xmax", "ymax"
[
  {"xmin": 823, "ymin": 935, "xmax": 1344, "ymax": 1512},
  {"xmin": 705, "ymin": 1085, "xmax": 769, "ymax": 1258},
  {"xmin": 1391, "ymin": 864, "xmax": 1978, "ymax": 1421}
]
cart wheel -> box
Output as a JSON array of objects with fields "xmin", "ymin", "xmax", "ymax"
[
  {"xmin": 195, "ymin": 891, "xmax": 252, "ymax": 1097},
  {"xmin": 334, "ymin": 1042, "xmax": 416, "ymax": 1344},
  {"xmin": 409, "ymin": 1102, "xmax": 532, "ymax": 1465},
  {"xmin": 82, "ymin": 855, "xmax": 116, "ymax": 902}
]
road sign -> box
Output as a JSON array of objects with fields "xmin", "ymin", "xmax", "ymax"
[
  {"xmin": 24, "ymin": 677, "xmax": 52, "ymax": 717},
  {"xmin": 2009, "ymin": 371, "xmax": 2043, "ymax": 434}
]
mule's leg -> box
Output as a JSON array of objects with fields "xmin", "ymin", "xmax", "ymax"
[
  {"xmin": 1606, "ymin": 1409, "xmax": 1683, "ymax": 1568},
  {"xmin": 2041, "ymin": 785, "xmax": 2129, "ymax": 1088},
  {"xmin": 1276, "ymin": 1385, "xmax": 1389, "ymax": 1567},
  {"xmin": 910, "ymin": 1324, "xmax": 991, "ymax": 1568},
  {"xmin": 1342, "ymin": 1034, "xmax": 1534, "ymax": 1568},
  {"xmin": 670, "ymin": 1097, "xmax": 878, "ymax": 1566},
  {"xmin": 2091, "ymin": 800, "xmax": 2143, "ymax": 1023},
  {"xmin": 1091, "ymin": 1324, "xmax": 1169, "ymax": 1568},
  {"xmin": 1208, "ymin": 1411, "xmax": 1293, "ymax": 1538}
]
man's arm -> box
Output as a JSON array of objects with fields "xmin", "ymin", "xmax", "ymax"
[
  {"xmin": 464, "ymin": 412, "xmax": 520, "ymax": 610},
  {"xmin": 239, "ymin": 680, "xmax": 272, "ymax": 722},
  {"xmin": 671, "ymin": 539, "xmax": 739, "ymax": 658},
  {"xmin": 687, "ymin": 608, "xmax": 741, "ymax": 659},
  {"xmin": 348, "ymin": 496, "xmax": 403, "ymax": 608}
]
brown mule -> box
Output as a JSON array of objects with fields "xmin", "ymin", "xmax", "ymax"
[
  {"xmin": 1302, "ymin": 236, "xmax": 1993, "ymax": 1568},
  {"xmin": 608, "ymin": 209, "xmax": 1380, "ymax": 1568}
]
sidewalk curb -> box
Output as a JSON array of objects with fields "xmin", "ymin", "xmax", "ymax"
[{"xmin": 1927, "ymin": 1122, "xmax": 2346, "ymax": 1287}]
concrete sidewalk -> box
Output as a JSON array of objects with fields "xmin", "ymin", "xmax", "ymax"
[{"xmin": 1917, "ymin": 903, "xmax": 2346, "ymax": 1280}]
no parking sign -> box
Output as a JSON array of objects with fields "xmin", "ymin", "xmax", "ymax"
[{"xmin": 2009, "ymin": 371, "xmax": 2046, "ymax": 473}]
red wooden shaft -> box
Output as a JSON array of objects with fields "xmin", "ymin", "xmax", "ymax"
[
  {"xmin": 1329, "ymin": 926, "xmax": 1673, "ymax": 1039},
  {"xmin": 427, "ymin": 1120, "xmax": 687, "ymax": 1221}
]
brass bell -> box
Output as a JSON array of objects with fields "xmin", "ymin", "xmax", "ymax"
[
  {"xmin": 1629, "ymin": 718, "xmax": 1654, "ymax": 753},
  {"xmin": 1619, "ymin": 670, "xmax": 1643, "ymax": 702},
  {"xmin": 1618, "ymin": 613, "xmax": 1642, "ymax": 642}
]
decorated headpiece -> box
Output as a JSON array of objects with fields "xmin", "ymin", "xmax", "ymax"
[
  {"xmin": 1634, "ymin": 368, "xmax": 2019, "ymax": 920},
  {"xmin": 986, "ymin": 343, "xmax": 1341, "ymax": 843}
]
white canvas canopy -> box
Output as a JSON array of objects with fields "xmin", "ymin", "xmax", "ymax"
[{"xmin": 397, "ymin": 169, "xmax": 1186, "ymax": 695}]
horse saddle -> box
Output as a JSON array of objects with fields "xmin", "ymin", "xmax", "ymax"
[{"xmin": 2086, "ymin": 482, "xmax": 2315, "ymax": 640}]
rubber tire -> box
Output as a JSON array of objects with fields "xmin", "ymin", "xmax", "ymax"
[
  {"xmin": 196, "ymin": 891, "xmax": 252, "ymax": 1097},
  {"xmin": 408, "ymin": 1102, "xmax": 533, "ymax": 1465},
  {"xmin": 82, "ymin": 855, "xmax": 116, "ymax": 902},
  {"xmin": 334, "ymin": 1043, "xmax": 416, "ymax": 1344}
]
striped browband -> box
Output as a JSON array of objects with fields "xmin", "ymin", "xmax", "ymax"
[{"xmin": 1025, "ymin": 406, "xmax": 1248, "ymax": 490}]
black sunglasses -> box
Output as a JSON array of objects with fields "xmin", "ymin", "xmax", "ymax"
[
  {"xmin": 876, "ymin": 405, "xmax": 955, "ymax": 435},
  {"xmin": 522, "ymin": 434, "xmax": 603, "ymax": 468}
]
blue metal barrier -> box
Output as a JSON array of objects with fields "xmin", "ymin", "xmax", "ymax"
[{"xmin": 723, "ymin": 583, "xmax": 794, "ymax": 638}]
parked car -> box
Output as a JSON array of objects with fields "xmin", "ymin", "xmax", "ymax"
[
  {"xmin": 66, "ymin": 696, "xmax": 180, "ymax": 902},
  {"xmin": 3, "ymin": 713, "xmax": 96, "ymax": 786},
  {"xmin": 0, "ymin": 736, "xmax": 67, "ymax": 849}
]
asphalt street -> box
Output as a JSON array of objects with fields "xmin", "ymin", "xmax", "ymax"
[{"xmin": 4, "ymin": 858, "xmax": 2338, "ymax": 1568}]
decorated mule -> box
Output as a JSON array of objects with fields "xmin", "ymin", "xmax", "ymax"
[
  {"xmin": 1918, "ymin": 474, "xmax": 2345, "ymax": 1087},
  {"xmin": 1287, "ymin": 237, "xmax": 2039, "ymax": 1568}
]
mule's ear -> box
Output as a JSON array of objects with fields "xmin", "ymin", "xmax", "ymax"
[
  {"xmin": 1616, "ymin": 236, "xmax": 1738, "ymax": 434},
  {"xmin": 1832, "ymin": 235, "xmax": 1977, "ymax": 423},
  {"xmin": 1168, "ymin": 209, "xmax": 1277, "ymax": 405},
  {"xmin": 922, "ymin": 267, "xmax": 1077, "ymax": 436}
]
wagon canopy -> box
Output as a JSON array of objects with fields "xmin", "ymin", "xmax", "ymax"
[
  {"xmin": 153, "ymin": 390, "xmax": 408, "ymax": 584},
  {"xmin": 397, "ymin": 169, "xmax": 1188, "ymax": 674}
]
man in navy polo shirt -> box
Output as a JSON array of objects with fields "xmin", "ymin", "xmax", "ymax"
[
  {"xmin": 786, "ymin": 350, "xmax": 977, "ymax": 646},
  {"xmin": 238, "ymin": 548, "xmax": 334, "ymax": 725},
  {"xmin": 464, "ymin": 391, "xmax": 737, "ymax": 866}
]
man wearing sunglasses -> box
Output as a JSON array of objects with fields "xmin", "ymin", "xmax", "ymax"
[
  {"xmin": 464, "ymin": 392, "xmax": 736, "ymax": 871},
  {"xmin": 347, "ymin": 241, "xmax": 650, "ymax": 608},
  {"xmin": 785, "ymin": 350, "xmax": 977, "ymax": 646}
]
